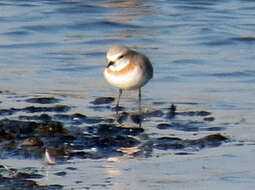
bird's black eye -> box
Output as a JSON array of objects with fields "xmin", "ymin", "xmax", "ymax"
[{"xmin": 118, "ymin": 55, "xmax": 124, "ymax": 59}]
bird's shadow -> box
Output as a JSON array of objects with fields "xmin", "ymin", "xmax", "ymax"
[{"xmin": 114, "ymin": 104, "xmax": 177, "ymax": 128}]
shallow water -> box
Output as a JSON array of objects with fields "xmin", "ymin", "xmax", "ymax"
[{"xmin": 1, "ymin": 0, "xmax": 255, "ymax": 189}]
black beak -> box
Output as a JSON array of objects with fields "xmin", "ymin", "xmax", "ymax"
[{"xmin": 107, "ymin": 61, "xmax": 114, "ymax": 68}]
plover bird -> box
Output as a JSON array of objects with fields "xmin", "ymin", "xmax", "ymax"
[{"xmin": 104, "ymin": 45, "xmax": 153, "ymax": 114}]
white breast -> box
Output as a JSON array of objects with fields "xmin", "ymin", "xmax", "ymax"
[{"xmin": 104, "ymin": 66, "xmax": 149, "ymax": 90}]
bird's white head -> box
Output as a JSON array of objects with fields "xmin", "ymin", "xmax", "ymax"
[
  {"xmin": 106, "ymin": 45, "xmax": 131, "ymax": 71},
  {"xmin": 106, "ymin": 45, "xmax": 130, "ymax": 62}
]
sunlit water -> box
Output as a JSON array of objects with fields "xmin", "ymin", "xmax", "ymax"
[{"xmin": 1, "ymin": 0, "xmax": 255, "ymax": 189}]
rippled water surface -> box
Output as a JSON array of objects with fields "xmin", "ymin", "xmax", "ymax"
[{"xmin": 1, "ymin": 0, "xmax": 255, "ymax": 189}]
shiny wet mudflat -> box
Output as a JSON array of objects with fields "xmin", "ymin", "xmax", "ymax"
[{"xmin": 1, "ymin": 0, "xmax": 255, "ymax": 189}]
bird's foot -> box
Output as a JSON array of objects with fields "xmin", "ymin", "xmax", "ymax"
[
  {"xmin": 130, "ymin": 113, "xmax": 143, "ymax": 127},
  {"xmin": 112, "ymin": 105, "xmax": 125, "ymax": 113}
]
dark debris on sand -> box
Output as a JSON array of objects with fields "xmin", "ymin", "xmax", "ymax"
[
  {"xmin": 153, "ymin": 134, "xmax": 228, "ymax": 150},
  {"xmin": 90, "ymin": 97, "xmax": 115, "ymax": 105},
  {"xmin": 0, "ymin": 95, "xmax": 230, "ymax": 188},
  {"xmin": 25, "ymin": 97, "xmax": 61, "ymax": 104},
  {"xmin": 0, "ymin": 165, "xmax": 63, "ymax": 190},
  {"xmin": 0, "ymin": 96, "xmax": 230, "ymax": 159},
  {"xmin": 0, "ymin": 105, "xmax": 71, "ymax": 117}
]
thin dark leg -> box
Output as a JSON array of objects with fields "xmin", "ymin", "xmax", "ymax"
[
  {"xmin": 138, "ymin": 88, "xmax": 142, "ymax": 127},
  {"xmin": 116, "ymin": 89, "xmax": 122, "ymax": 113},
  {"xmin": 138, "ymin": 88, "xmax": 142, "ymax": 114}
]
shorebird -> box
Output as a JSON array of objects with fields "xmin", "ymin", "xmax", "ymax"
[{"xmin": 104, "ymin": 45, "xmax": 153, "ymax": 114}]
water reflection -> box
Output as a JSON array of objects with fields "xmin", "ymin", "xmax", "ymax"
[
  {"xmin": 1, "ymin": 1, "xmax": 255, "ymax": 189},
  {"xmin": 102, "ymin": 0, "xmax": 145, "ymax": 8},
  {"xmin": 101, "ymin": 0, "xmax": 154, "ymax": 37},
  {"xmin": 0, "ymin": 0, "xmax": 254, "ymax": 120}
]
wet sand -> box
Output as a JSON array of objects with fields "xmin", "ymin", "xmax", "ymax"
[
  {"xmin": 1, "ymin": 0, "xmax": 255, "ymax": 189},
  {"xmin": 0, "ymin": 91, "xmax": 232, "ymax": 189}
]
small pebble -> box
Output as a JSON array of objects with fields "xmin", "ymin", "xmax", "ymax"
[
  {"xmin": 157, "ymin": 123, "xmax": 173, "ymax": 130},
  {"xmin": 54, "ymin": 171, "xmax": 67, "ymax": 176},
  {"xmin": 204, "ymin": 117, "xmax": 215, "ymax": 121},
  {"xmin": 21, "ymin": 137, "xmax": 43, "ymax": 147},
  {"xmin": 25, "ymin": 97, "xmax": 61, "ymax": 104},
  {"xmin": 90, "ymin": 97, "xmax": 115, "ymax": 105}
]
